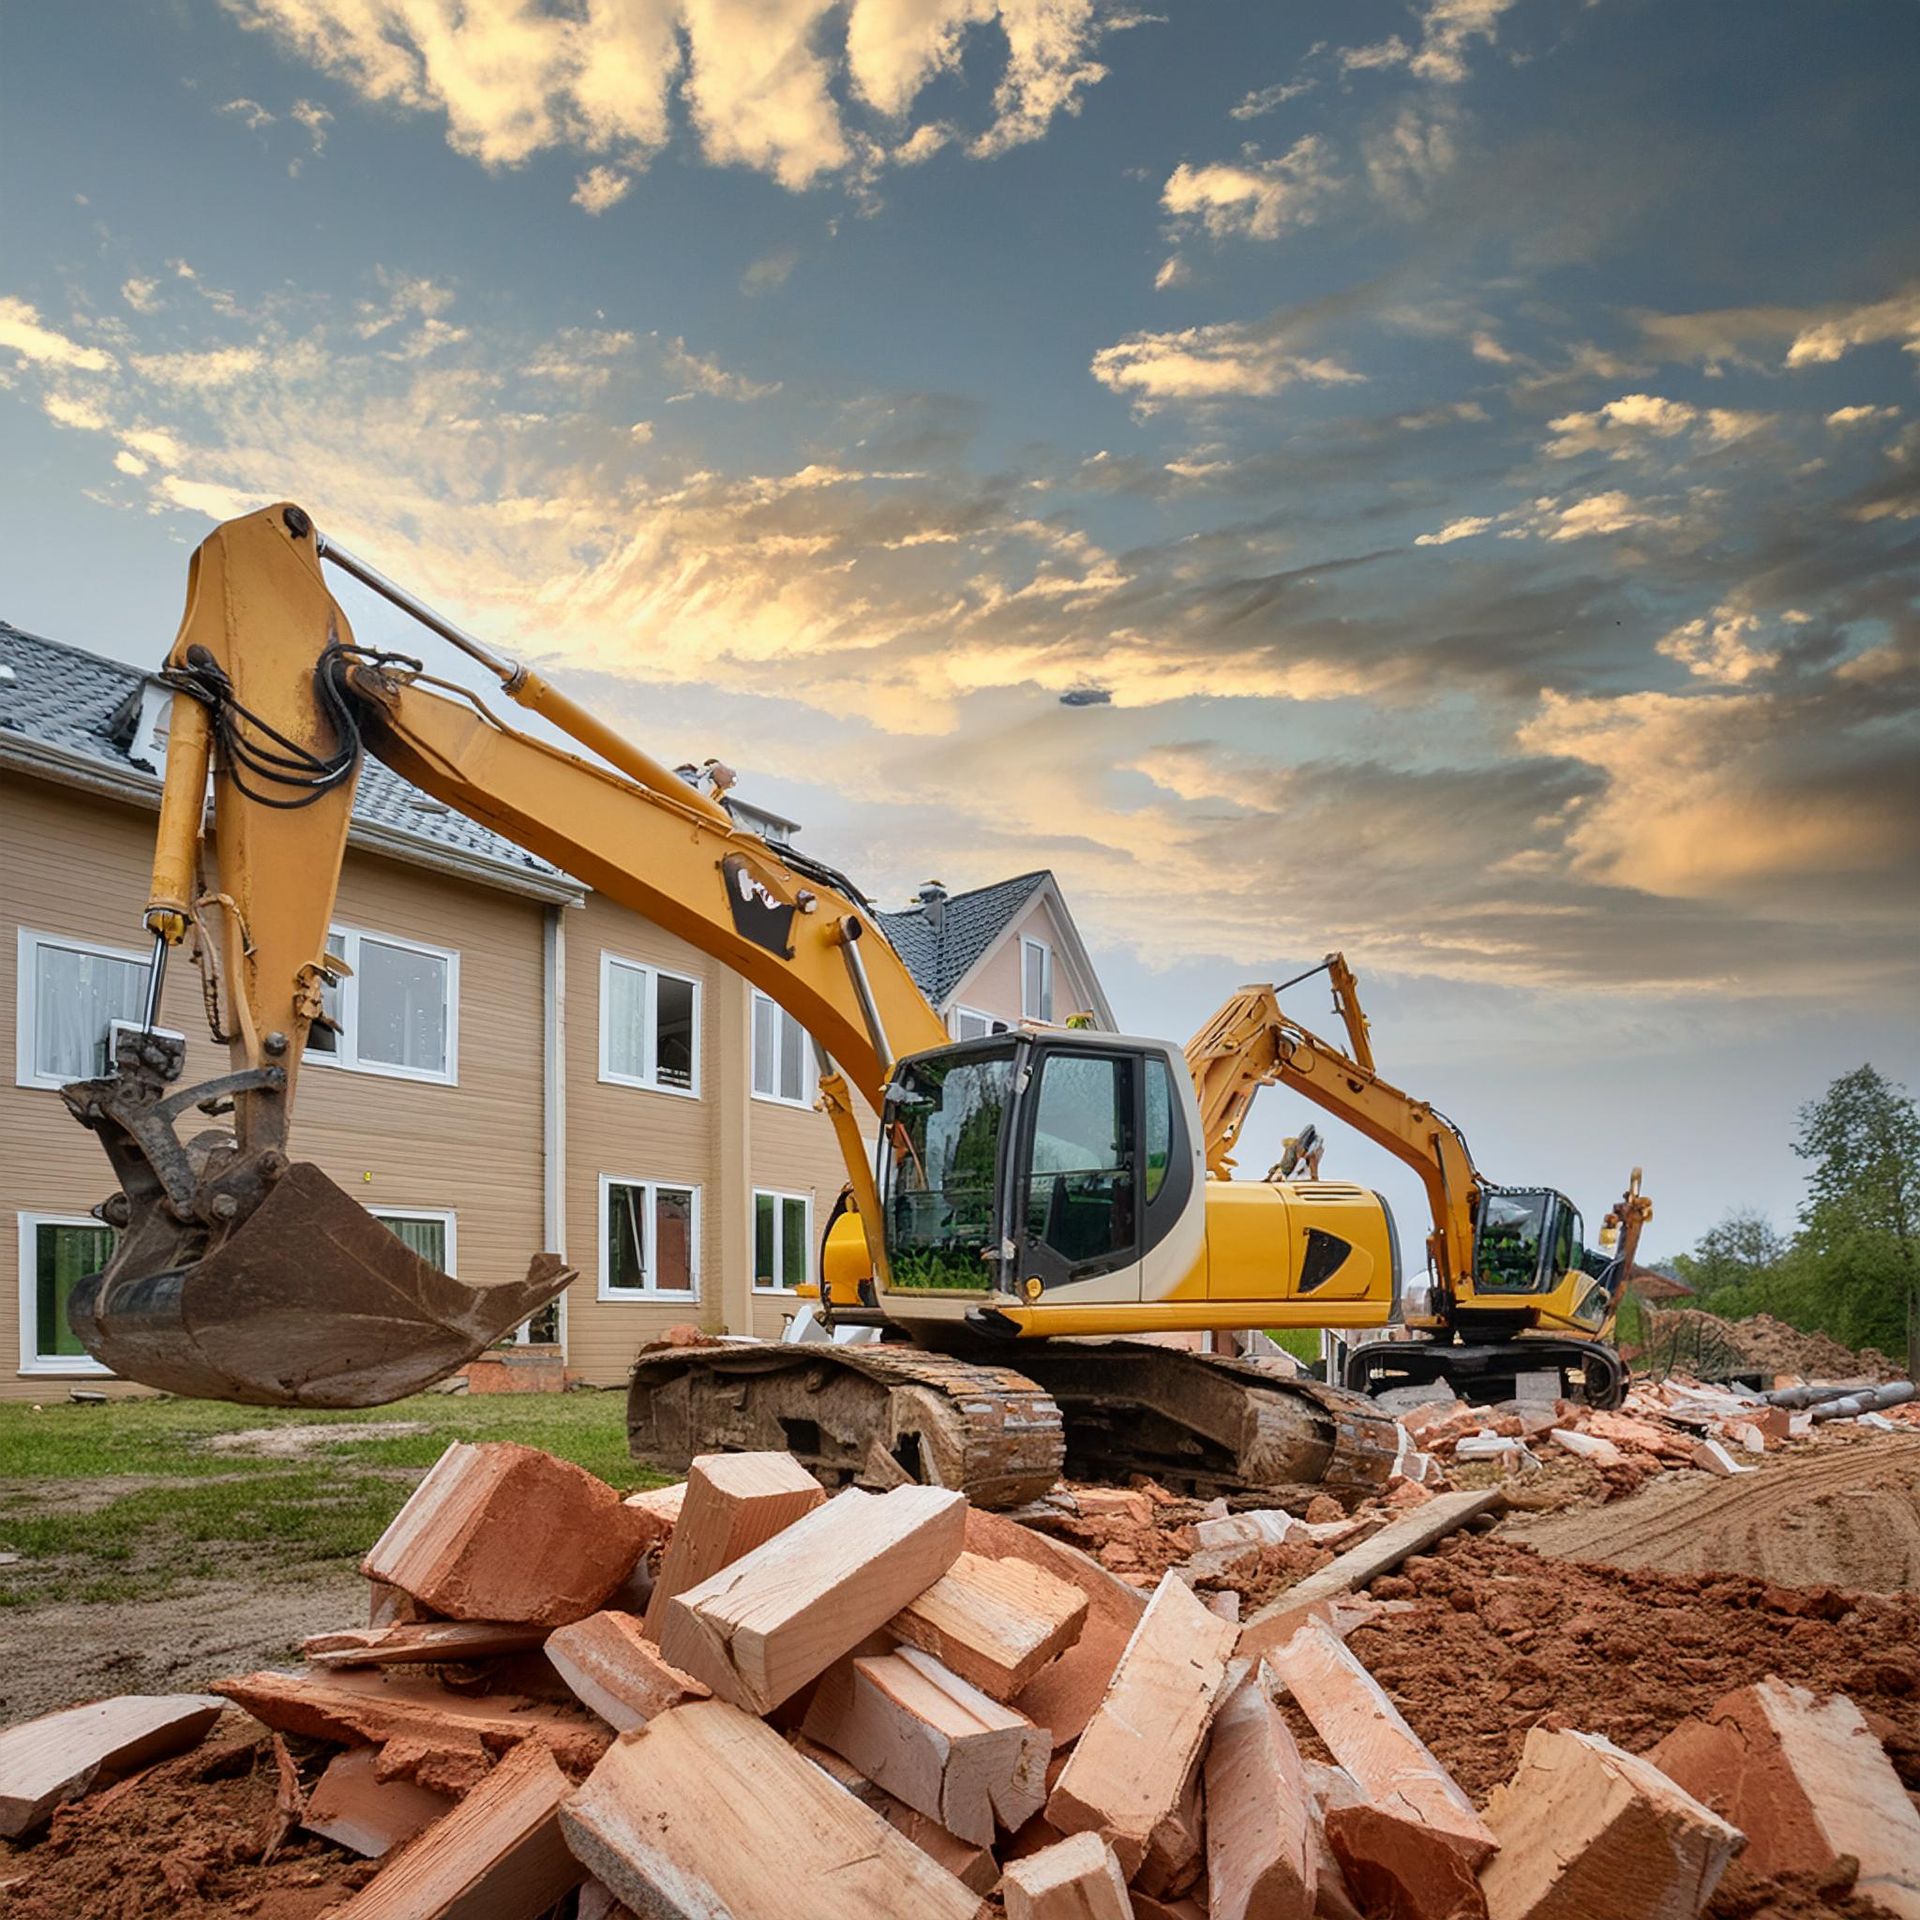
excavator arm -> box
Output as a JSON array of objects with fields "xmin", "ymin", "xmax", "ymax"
[
  {"xmin": 1185, "ymin": 965, "xmax": 1479, "ymax": 1295},
  {"xmin": 61, "ymin": 503, "xmax": 949, "ymax": 1406}
]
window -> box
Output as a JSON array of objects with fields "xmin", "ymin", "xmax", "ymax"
[
  {"xmin": 305, "ymin": 926, "xmax": 458, "ymax": 1084},
  {"xmin": 753, "ymin": 1190, "xmax": 812, "ymax": 1293},
  {"xmin": 370, "ymin": 1209, "xmax": 455, "ymax": 1273},
  {"xmin": 1025, "ymin": 1052, "xmax": 1136, "ymax": 1268},
  {"xmin": 16, "ymin": 930, "xmax": 152, "ymax": 1089},
  {"xmin": 1144, "ymin": 1056, "xmax": 1173, "ymax": 1203},
  {"xmin": 883, "ymin": 1049, "xmax": 1015, "ymax": 1292},
  {"xmin": 599, "ymin": 955, "xmax": 701, "ymax": 1096},
  {"xmin": 751, "ymin": 991, "xmax": 815, "ymax": 1107},
  {"xmin": 18, "ymin": 1215, "xmax": 114, "ymax": 1374},
  {"xmin": 1021, "ymin": 938, "xmax": 1054, "ymax": 1023},
  {"xmin": 950, "ymin": 1007, "xmax": 996, "ymax": 1041},
  {"xmin": 599, "ymin": 1176, "xmax": 700, "ymax": 1300}
]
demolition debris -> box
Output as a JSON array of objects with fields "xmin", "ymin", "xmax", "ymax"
[{"xmin": 1, "ymin": 1363, "xmax": 1918, "ymax": 1920}]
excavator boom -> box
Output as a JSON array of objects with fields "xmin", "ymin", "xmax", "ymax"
[
  {"xmin": 59, "ymin": 504, "xmax": 1405, "ymax": 1512},
  {"xmin": 1187, "ymin": 960, "xmax": 1651, "ymax": 1407},
  {"xmin": 63, "ymin": 503, "xmax": 944, "ymax": 1406}
]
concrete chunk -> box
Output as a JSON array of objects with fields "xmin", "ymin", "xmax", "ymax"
[
  {"xmin": 361, "ymin": 1441, "xmax": 647, "ymax": 1627},
  {"xmin": 301, "ymin": 1746, "xmax": 452, "ymax": 1858},
  {"xmin": 560, "ymin": 1699, "xmax": 983, "ymax": 1920},
  {"xmin": 1048, "ymin": 1571, "xmax": 1237, "ymax": 1878},
  {"xmin": 658, "ymin": 1484, "xmax": 966, "ymax": 1713},
  {"xmin": 0, "ymin": 1693, "xmax": 224, "ymax": 1837},
  {"xmin": 213, "ymin": 1667, "xmax": 607, "ymax": 1795},
  {"xmin": 889, "ymin": 1549, "xmax": 1090, "ymax": 1700},
  {"xmin": 1481, "ymin": 1725, "xmax": 1742, "ymax": 1920},
  {"xmin": 1652, "ymin": 1676, "xmax": 1919, "ymax": 1920},
  {"xmin": 803, "ymin": 1644, "xmax": 1048, "ymax": 1846},
  {"xmin": 546, "ymin": 1609, "xmax": 711, "ymax": 1732},
  {"xmin": 1266, "ymin": 1620, "xmax": 1496, "ymax": 1868},
  {"xmin": 1324, "ymin": 1806, "xmax": 1488, "ymax": 1920},
  {"xmin": 642, "ymin": 1452, "xmax": 824, "ymax": 1640},
  {"xmin": 1689, "ymin": 1438, "xmax": 1755, "ymax": 1478},
  {"xmin": 965, "ymin": 1506, "xmax": 1147, "ymax": 1747},
  {"xmin": 1206, "ymin": 1667, "xmax": 1316, "ymax": 1920},
  {"xmin": 302, "ymin": 1621, "xmax": 549, "ymax": 1668},
  {"xmin": 322, "ymin": 1736, "xmax": 580, "ymax": 1919},
  {"xmin": 1002, "ymin": 1831, "xmax": 1134, "ymax": 1920}
]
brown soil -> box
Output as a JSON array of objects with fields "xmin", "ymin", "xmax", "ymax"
[
  {"xmin": 0, "ymin": 1563, "xmax": 367, "ymax": 1722},
  {"xmin": 1634, "ymin": 1309, "xmax": 1904, "ymax": 1384},
  {"xmin": 1506, "ymin": 1431, "xmax": 1920, "ymax": 1591},
  {"xmin": 0, "ymin": 1719, "xmax": 375, "ymax": 1919},
  {"xmin": 1333, "ymin": 1534, "xmax": 1920, "ymax": 1804}
]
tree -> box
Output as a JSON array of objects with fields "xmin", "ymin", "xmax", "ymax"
[
  {"xmin": 1793, "ymin": 1065, "xmax": 1920, "ymax": 1375},
  {"xmin": 1672, "ymin": 1208, "xmax": 1790, "ymax": 1306}
]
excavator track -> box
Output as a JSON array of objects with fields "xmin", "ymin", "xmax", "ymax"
[
  {"xmin": 627, "ymin": 1340, "xmax": 1067, "ymax": 1510},
  {"xmin": 1343, "ymin": 1335, "xmax": 1629, "ymax": 1410},
  {"xmin": 1007, "ymin": 1342, "xmax": 1401, "ymax": 1507},
  {"xmin": 627, "ymin": 1337, "xmax": 1398, "ymax": 1510}
]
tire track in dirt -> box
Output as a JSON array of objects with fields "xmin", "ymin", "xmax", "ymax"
[{"xmin": 1506, "ymin": 1433, "xmax": 1920, "ymax": 1590}]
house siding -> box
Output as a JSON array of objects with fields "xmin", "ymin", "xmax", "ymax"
[
  {"xmin": 2, "ymin": 771, "xmax": 548, "ymax": 1400},
  {"xmin": 956, "ymin": 896, "xmax": 1103, "ymax": 1028},
  {"xmin": 561, "ymin": 893, "xmax": 728, "ymax": 1379}
]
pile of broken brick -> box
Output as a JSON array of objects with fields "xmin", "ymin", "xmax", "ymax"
[
  {"xmin": 5, "ymin": 1437, "xmax": 1920, "ymax": 1920},
  {"xmin": 1389, "ymin": 1370, "xmax": 1920, "ymax": 1489}
]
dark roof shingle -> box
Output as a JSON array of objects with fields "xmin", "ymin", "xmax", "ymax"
[
  {"xmin": 0, "ymin": 621, "xmax": 573, "ymax": 895},
  {"xmin": 875, "ymin": 871, "xmax": 1049, "ymax": 1005}
]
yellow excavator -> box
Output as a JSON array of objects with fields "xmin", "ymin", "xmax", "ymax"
[
  {"xmin": 1187, "ymin": 957, "xmax": 1653, "ymax": 1407},
  {"xmin": 61, "ymin": 503, "xmax": 1407, "ymax": 1508}
]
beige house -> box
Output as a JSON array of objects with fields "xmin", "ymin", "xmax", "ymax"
[{"xmin": 0, "ymin": 622, "xmax": 1112, "ymax": 1401}]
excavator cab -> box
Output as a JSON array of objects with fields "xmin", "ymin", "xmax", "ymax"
[
  {"xmin": 1471, "ymin": 1187, "xmax": 1583, "ymax": 1296},
  {"xmin": 868, "ymin": 1030, "xmax": 1206, "ymax": 1322}
]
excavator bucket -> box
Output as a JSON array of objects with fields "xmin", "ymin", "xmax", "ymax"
[{"xmin": 65, "ymin": 1161, "xmax": 575, "ymax": 1409}]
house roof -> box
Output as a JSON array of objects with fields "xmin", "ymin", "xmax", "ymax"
[
  {"xmin": 874, "ymin": 870, "xmax": 1116, "ymax": 1029},
  {"xmin": 875, "ymin": 872, "xmax": 1050, "ymax": 1006},
  {"xmin": 0, "ymin": 620, "xmax": 581, "ymax": 903}
]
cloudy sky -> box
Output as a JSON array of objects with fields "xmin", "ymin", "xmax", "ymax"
[{"xmin": 5, "ymin": 0, "xmax": 1917, "ymax": 1255}]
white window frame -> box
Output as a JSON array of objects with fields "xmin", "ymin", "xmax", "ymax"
[
  {"xmin": 368, "ymin": 1206, "xmax": 458, "ymax": 1275},
  {"xmin": 1021, "ymin": 937, "xmax": 1054, "ymax": 1023},
  {"xmin": 949, "ymin": 1005, "xmax": 996, "ymax": 1041},
  {"xmin": 17, "ymin": 1212, "xmax": 115, "ymax": 1376},
  {"xmin": 751, "ymin": 1188, "xmax": 813, "ymax": 1295},
  {"xmin": 597, "ymin": 1173, "xmax": 702, "ymax": 1303},
  {"xmin": 305, "ymin": 923, "xmax": 460, "ymax": 1086},
  {"xmin": 750, "ymin": 989, "xmax": 818, "ymax": 1110},
  {"xmin": 15, "ymin": 928, "xmax": 154, "ymax": 1091},
  {"xmin": 597, "ymin": 952, "xmax": 702, "ymax": 1100}
]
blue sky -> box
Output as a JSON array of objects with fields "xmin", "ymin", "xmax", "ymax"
[{"xmin": 4, "ymin": 0, "xmax": 1917, "ymax": 1255}]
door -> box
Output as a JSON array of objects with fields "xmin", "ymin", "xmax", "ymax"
[{"xmin": 1016, "ymin": 1048, "xmax": 1142, "ymax": 1302}]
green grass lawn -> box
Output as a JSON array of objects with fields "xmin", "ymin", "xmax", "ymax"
[{"xmin": 0, "ymin": 1388, "xmax": 669, "ymax": 1608}]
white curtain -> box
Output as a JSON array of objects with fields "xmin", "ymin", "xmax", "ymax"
[{"xmin": 34, "ymin": 945, "xmax": 148, "ymax": 1079}]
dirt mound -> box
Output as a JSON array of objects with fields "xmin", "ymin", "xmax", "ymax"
[
  {"xmin": 0, "ymin": 1719, "xmax": 372, "ymax": 1919},
  {"xmin": 1635, "ymin": 1308, "xmax": 1904, "ymax": 1384},
  {"xmin": 1506, "ymin": 1431, "xmax": 1920, "ymax": 1591},
  {"xmin": 1330, "ymin": 1534, "xmax": 1920, "ymax": 1805}
]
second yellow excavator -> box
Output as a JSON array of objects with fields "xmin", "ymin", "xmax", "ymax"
[
  {"xmin": 1187, "ymin": 956, "xmax": 1653, "ymax": 1407},
  {"xmin": 60, "ymin": 503, "xmax": 1407, "ymax": 1508}
]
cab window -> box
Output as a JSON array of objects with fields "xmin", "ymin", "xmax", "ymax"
[
  {"xmin": 1144, "ymin": 1056, "xmax": 1172, "ymax": 1203},
  {"xmin": 1476, "ymin": 1190, "xmax": 1549, "ymax": 1292},
  {"xmin": 1025, "ymin": 1053, "xmax": 1136, "ymax": 1267}
]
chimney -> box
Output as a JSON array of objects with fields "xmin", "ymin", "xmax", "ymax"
[{"xmin": 915, "ymin": 880, "xmax": 948, "ymax": 936}]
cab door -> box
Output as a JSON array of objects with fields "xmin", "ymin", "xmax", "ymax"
[{"xmin": 1014, "ymin": 1046, "xmax": 1143, "ymax": 1303}]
